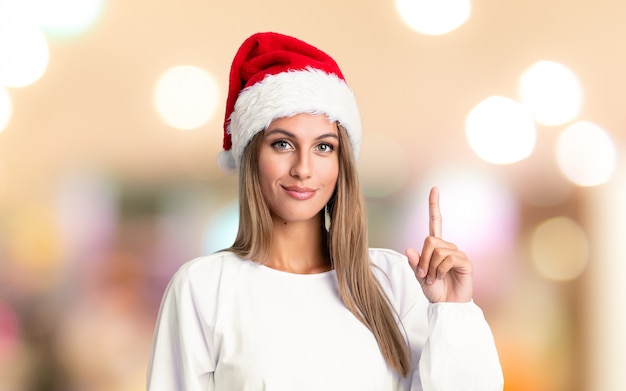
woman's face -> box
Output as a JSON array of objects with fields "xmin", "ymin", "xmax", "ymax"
[{"xmin": 258, "ymin": 113, "xmax": 339, "ymax": 227}]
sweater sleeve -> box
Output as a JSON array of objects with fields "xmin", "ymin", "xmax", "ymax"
[
  {"xmin": 147, "ymin": 262, "xmax": 216, "ymax": 391},
  {"xmin": 412, "ymin": 301, "xmax": 504, "ymax": 391},
  {"xmin": 369, "ymin": 248, "xmax": 504, "ymax": 391}
]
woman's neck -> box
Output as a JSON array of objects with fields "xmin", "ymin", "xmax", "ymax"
[{"xmin": 264, "ymin": 217, "xmax": 330, "ymax": 274}]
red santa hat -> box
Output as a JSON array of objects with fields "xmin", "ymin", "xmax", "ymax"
[{"xmin": 218, "ymin": 32, "xmax": 362, "ymax": 171}]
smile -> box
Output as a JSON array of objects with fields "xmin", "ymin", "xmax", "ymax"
[{"xmin": 282, "ymin": 185, "xmax": 316, "ymax": 200}]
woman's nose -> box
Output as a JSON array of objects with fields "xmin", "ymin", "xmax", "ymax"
[{"xmin": 290, "ymin": 151, "xmax": 312, "ymax": 179}]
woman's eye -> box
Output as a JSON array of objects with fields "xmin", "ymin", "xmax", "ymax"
[
  {"xmin": 271, "ymin": 140, "xmax": 291, "ymax": 150},
  {"xmin": 317, "ymin": 143, "xmax": 334, "ymax": 152}
]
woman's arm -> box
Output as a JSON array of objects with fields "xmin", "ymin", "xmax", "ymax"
[{"xmin": 414, "ymin": 301, "xmax": 504, "ymax": 390}]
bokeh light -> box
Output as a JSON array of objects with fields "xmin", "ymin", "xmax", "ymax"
[
  {"xmin": 395, "ymin": 0, "xmax": 471, "ymax": 35},
  {"xmin": 466, "ymin": 96, "xmax": 536, "ymax": 164},
  {"xmin": 153, "ymin": 65, "xmax": 219, "ymax": 130},
  {"xmin": 530, "ymin": 216, "xmax": 588, "ymax": 281},
  {"xmin": 518, "ymin": 61, "xmax": 583, "ymax": 126},
  {"xmin": 358, "ymin": 132, "xmax": 410, "ymax": 198},
  {"xmin": 0, "ymin": 87, "xmax": 12, "ymax": 133},
  {"xmin": 556, "ymin": 121, "xmax": 617, "ymax": 187},
  {"xmin": 202, "ymin": 201, "xmax": 239, "ymax": 254},
  {"xmin": 0, "ymin": 12, "xmax": 50, "ymax": 88},
  {"xmin": 24, "ymin": 0, "xmax": 104, "ymax": 37}
]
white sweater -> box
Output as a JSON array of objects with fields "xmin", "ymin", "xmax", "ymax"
[{"xmin": 147, "ymin": 249, "xmax": 504, "ymax": 390}]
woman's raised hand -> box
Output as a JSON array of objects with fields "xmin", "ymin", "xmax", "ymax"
[{"xmin": 406, "ymin": 187, "xmax": 474, "ymax": 303}]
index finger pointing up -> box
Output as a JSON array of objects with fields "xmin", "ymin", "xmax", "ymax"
[{"xmin": 429, "ymin": 186, "xmax": 442, "ymax": 238}]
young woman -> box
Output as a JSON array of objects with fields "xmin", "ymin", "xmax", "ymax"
[{"xmin": 147, "ymin": 32, "xmax": 504, "ymax": 390}]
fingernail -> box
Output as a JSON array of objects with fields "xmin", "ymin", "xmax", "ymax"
[
  {"xmin": 426, "ymin": 276, "xmax": 433, "ymax": 285},
  {"xmin": 418, "ymin": 268, "xmax": 426, "ymax": 278}
]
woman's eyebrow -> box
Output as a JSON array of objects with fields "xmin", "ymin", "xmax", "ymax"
[
  {"xmin": 265, "ymin": 128, "xmax": 338, "ymax": 140},
  {"xmin": 265, "ymin": 128, "xmax": 294, "ymax": 138},
  {"xmin": 316, "ymin": 133, "xmax": 339, "ymax": 141}
]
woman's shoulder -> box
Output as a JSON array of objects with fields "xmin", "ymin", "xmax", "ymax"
[
  {"xmin": 168, "ymin": 251, "xmax": 244, "ymax": 288},
  {"xmin": 368, "ymin": 248, "xmax": 413, "ymax": 287},
  {"xmin": 368, "ymin": 248, "xmax": 409, "ymax": 273},
  {"xmin": 368, "ymin": 248, "xmax": 427, "ymax": 313}
]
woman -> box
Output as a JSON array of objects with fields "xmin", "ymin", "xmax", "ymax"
[{"xmin": 147, "ymin": 32, "xmax": 504, "ymax": 390}]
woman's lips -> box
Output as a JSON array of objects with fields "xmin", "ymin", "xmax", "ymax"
[{"xmin": 282, "ymin": 185, "xmax": 316, "ymax": 200}]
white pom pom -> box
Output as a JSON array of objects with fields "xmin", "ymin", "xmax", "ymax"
[{"xmin": 217, "ymin": 150, "xmax": 236, "ymax": 172}]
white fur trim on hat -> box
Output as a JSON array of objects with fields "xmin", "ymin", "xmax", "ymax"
[{"xmin": 227, "ymin": 67, "xmax": 362, "ymax": 170}]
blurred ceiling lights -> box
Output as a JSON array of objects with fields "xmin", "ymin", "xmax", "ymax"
[
  {"xmin": 466, "ymin": 96, "xmax": 536, "ymax": 164},
  {"xmin": 153, "ymin": 65, "xmax": 220, "ymax": 131},
  {"xmin": 519, "ymin": 61, "xmax": 583, "ymax": 127},
  {"xmin": 0, "ymin": 13, "xmax": 49, "ymax": 88},
  {"xmin": 556, "ymin": 121, "xmax": 617, "ymax": 187},
  {"xmin": 395, "ymin": 0, "xmax": 471, "ymax": 35},
  {"xmin": 464, "ymin": 56, "xmax": 617, "ymax": 187}
]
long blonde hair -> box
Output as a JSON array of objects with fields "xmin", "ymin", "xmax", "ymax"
[{"xmin": 227, "ymin": 124, "xmax": 411, "ymax": 376}]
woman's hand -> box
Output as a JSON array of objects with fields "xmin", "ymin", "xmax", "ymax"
[{"xmin": 406, "ymin": 187, "xmax": 474, "ymax": 303}]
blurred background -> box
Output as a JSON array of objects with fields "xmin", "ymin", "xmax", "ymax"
[{"xmin": 1, "ymin": 0, "xmax": 625, "ymax": 389}]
